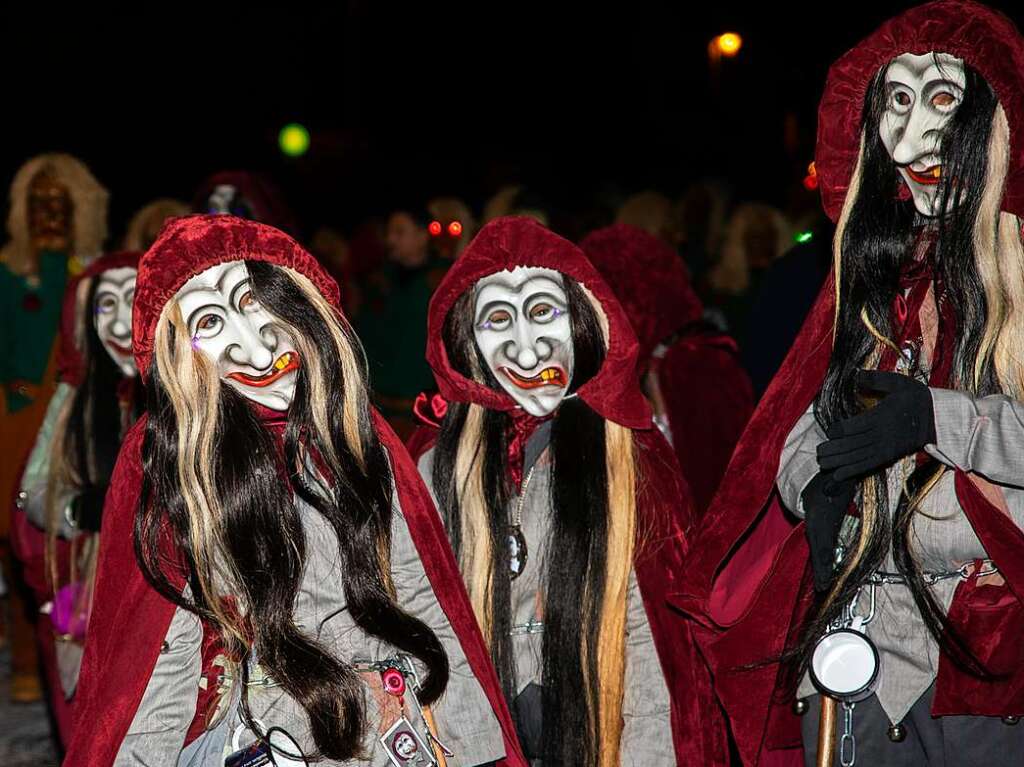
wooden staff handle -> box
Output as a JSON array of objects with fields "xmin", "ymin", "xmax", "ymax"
[
  {"xmin": 423, "ymin": 706, "xmax": 448, "ymax": 767},
  {"xmin": 816, "ymin": 694, "xmax": 838, "ymax": 767}
]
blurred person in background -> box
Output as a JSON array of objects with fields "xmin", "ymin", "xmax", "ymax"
[
  {"xmin": 706, "ymin": 202, "xmax": 792, "ymax": 343},
  {"xmin": 121, "ymin": 198, "xmax": 189, "ymax": 251},
  {"xmin": 428, "ymin": 195, "xmax": 478, "ymax": 259},
  {"xmin": 677, "ymin": 180, "xmax": 730, "ymax": 291},
  {"xmin": 582, "ymin": 224, "xmax": 753, "ymax": 515},
  {"xmin": 11, "ymin": 252, "xmax": 142, "ymax": 746},
  {"xmin": 742, "ymin": 213, "xmax": 834, "ymax": 396},
  {"xmin": 193, "ymin": 169, "xmax": 297, "ymax": 235},
  {"xmin": 355, "ymin": 204, "xmax": 447, "ymax": 438},
  {"xmin": 615, "ymin": 190, "xmax": 681, "ymax": 248},
  {"xmin": 0, "ymin": 153, "xmax": 108, "ymax": 703},
  {"xmin": 482, "ymin": 185, "xmax": 549, "ymax": 227}
]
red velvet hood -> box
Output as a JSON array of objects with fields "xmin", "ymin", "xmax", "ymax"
[
  {"xmin": 579, "ymin": 224, "xmax": 703, "ymax": 365},
  {"xmin": 66, "ymin": 216, "xmax": 526, "ymax": 767},
  {"xmin": 425, "ymin": 216, "xmax": 652, "ymax": 430},
  {"xmin": 133, "ymin": 214, "xmax": 338, "ymax": 382},
  {"xmin": 817, "ymin": 0, "xmax": 1024, "ymax": 221},
  {"xmin": 57, "ymin": 251, "xmax": 142, "ymax": 387}
]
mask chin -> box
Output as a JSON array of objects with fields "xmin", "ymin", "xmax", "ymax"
[
  {"xmin": 224, "ymin": 374, "xmax": 297, "ymax": 411},
  {"xmin": 506, "ymin": 386, "xmax": 567, "ymax": 417}
]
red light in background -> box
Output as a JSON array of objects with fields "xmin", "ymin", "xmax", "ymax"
[
  {"xmin": 428, "ymin": 220, "xmax": 443, "ymax": 236},
  {"xmin": 448, "ymin": 221, "xmax": 463, "ymax": 237}
]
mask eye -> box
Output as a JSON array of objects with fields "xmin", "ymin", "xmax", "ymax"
[
  {"xmin": 931, "ymin": 90, "xmax": 959, "ymax": 112},
  {"xmin": 481, "ymin": 308, "xmax": 512, "ymax": 330},
  {"xmin": 194, "ymin": 313, "xmax": 224, "ymax": 338},
  {"xmin": 95, "ymin": 294, "xmax": 117, "ymax": 314},
  {"xmin": 238, "ymin": 290, "xmax": 258, "ymax": 311},
  {"xmin": 529, "ymin": 302, "xmax": 561, "ymax": 323},
  {"xmin": 888, "ymin": 86, "xmax": 913, "ymax": 115}
]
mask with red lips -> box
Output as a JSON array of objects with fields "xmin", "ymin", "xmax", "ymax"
[
  {"xmin": 175, "ymin": 261, "xmax": 300, "ymax": 411},
  {"xmin": 94, "ymin": 266, "xmax": 138, "ymax": 377},
  {"xmin": 880, "ymin": 52, "xmax": 966, "ymax": 217},
  {"xmin": 472, "ymin": 266, "xmax": 574, "ymax": 417}
]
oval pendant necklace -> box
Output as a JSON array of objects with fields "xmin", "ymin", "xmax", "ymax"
[{"xmin": 508, "ymin": 464, "xmax": 536, "ymax": 580}]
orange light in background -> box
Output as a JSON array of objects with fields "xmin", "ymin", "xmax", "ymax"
[
  {"xmin": 428, "ymin": 220, "xmax": 443, "ymax": 236},
  {"xmin": 803, "ymin": 161, "xmax": 819, "ymax": 191},
  {"xmin": 714, "ymin": 32, "xmax": 743, "ymax": 57},
  {"xmin": 448, "ymin": 221, "xmax": 463, "ymax": 237}
]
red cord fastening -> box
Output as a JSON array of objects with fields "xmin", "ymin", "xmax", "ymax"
[{"xmin": 381, "ymin": 668, "xmax": 406, "ymax": 698}]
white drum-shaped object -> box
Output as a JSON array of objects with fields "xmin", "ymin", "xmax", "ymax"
[{"xmin": 809, "ymin": 628, "xmax": 879, "ymax": 701}]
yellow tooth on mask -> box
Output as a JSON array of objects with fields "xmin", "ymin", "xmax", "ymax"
[{"xmin": 274, "ymin": 353, "xmax": 291, "ymax": 371}]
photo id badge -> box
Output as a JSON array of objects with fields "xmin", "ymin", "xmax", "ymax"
[{"xmin": 381, "ymin": 717, "xmax": 437, "ymax": 767}]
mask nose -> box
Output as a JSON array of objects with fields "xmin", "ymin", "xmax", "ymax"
[
  {"xmin": 891, "ymin": 103, "xmax": 942, "ymax": 166},
  {"xmin": 226, "ymin": 316, "xmax": 275, "ymax": 370},
  {"xmin": 506, "ymin": 320, "xmax": 555, "ymax": 371},
  {"xmin": 111, "ymin": 303, "xmax": 132, "ymax": 340}
]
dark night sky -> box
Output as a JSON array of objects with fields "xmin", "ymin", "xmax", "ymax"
[{"xmin": 2, "ymin": 2, "xmax": 1022, "ymax": 240}]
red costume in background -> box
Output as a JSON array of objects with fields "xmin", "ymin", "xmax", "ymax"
[
  {"xmin": 9, "ymin": 251, "xmax": 140, "ymax": 747},
  {"xmin": 580, "ymin": 224, "xmax": 754, "ymax": 514},
  {"xmin": 672, "ymin": 3, "xmax": 1024, "ymax": 765}
]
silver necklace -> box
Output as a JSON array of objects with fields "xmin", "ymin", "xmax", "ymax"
[{"xmin": 508, "ymin": 464, "xmax": 536, "ymax": 580}]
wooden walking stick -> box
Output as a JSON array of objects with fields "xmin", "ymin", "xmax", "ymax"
[{"xmin": 817, "ymin": 694, "xmax": 839, "ymax": 767}]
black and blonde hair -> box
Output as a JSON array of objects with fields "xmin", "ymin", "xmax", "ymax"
[
  {"xmin": 45, "ymin": 272, "xmax": 143, "ymax": 593},
  {"xmin": 803, "ymin": 57, "xmax": 1024, "ymax": 676},
  {"xmin": 432, "ymin": 275, "xmax": 638, "ymax": 767},
  {"xmin": 134, "ymin": 260, "xmax": 448, "ymax": 761}
]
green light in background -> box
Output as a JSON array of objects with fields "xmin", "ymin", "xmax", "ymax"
[
  {"xmin": 795, "ymin": 231, "xmax": 813, "ymax": 244},
  {"xmin": 279, "ymin": 123, "xmax": 310, "ymax": 157}
]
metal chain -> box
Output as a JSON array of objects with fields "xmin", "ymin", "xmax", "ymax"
[
  {"xmin": 840, "ymin": 701, "xmax": 856, "ymax": 767},
  {"xmin": 514, "ymin": 464, "xmax": 538, "ymax": 528}
]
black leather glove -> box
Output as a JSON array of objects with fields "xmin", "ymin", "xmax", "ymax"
[
  {"xmin": 71, "ymin": 485, "xmax": 107, "ymax": 533},
  {"xmin": 816, "ymin": 370, "xmax": 936, "ymax": 482},
  {"xmin": 802, "ymin": 470, "xmax": 856, "ymax": 592}
]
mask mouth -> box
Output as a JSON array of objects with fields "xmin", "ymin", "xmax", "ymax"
[
  {"xmin": 501, "ymin": 365, "xmax": 568, "ymax": 390},
  {"xmin": 106, "ymin": 340, "xmax": 133, "ymax": 357},
  {"xmin": 904, "ymin": 164, "xmax": 942, "ymax": 186},
  {"xmin": 227, "ymin": 351, "xmax": 300, "ymax": 388}
]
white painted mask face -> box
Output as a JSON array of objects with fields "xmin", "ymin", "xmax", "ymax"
[
  {"xmin": 472, "ymin": 266, "xmax": 574, "ymax": 417},
  {"xmin": 175, "ymin": 261, "xmax": 300, "ymax": 411},
  {"xmin": 879, "ymin": 52, "xmax": 966, "ymax": 217},
  {"xmin": 93, "ymin": 267, "xmax": 138, "ymax": 377}
]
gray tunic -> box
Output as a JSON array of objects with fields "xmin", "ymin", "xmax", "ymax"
[
  {"xmin": 115, "ymin": 480, "xmax": 505, "ymax": 766},
  {"xmin": 417, "ymin": 443, "xmax": 674, "ymax": 766},
  {"xmin": 778, "ymin": 390, "xmax": 1024, "ymax": 724}
]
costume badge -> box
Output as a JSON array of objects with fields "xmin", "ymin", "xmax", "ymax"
[{"xmin": 381, "ymin": 717, "xmax": 436, "ymax": 766}]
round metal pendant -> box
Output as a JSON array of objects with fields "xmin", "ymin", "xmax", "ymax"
[
  {"xmin": 809, "ymin": 627, "xmax": 879, "ymax": 702},
  {"xmin": 508, "ymin": 525, "xmax": 529, "ymax": 580}
]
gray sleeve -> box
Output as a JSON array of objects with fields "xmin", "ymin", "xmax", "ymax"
[
  {"xmin": 620, "ymin": 569, "xmax": 674, "ymax": 766},
  {"xmin": 926, "ymin": 388, "xmax": 1024, "ymax": 488},
  {"xmin": 18, "ymin": 383, "xmax": 77, "ymax": 537},
  {"xmin": 776, "ymin": 403, "xmax": 826, "ymax": 518},
  {"xmin": 388, "ymin": 471, "xmax": 505, "ymax": 767},
  {"xmin": 114, "ymin": 602, "xmax": 203, "ymax": 766}
]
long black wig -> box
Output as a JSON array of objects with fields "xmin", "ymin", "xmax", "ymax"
[
  {"xmin": 431, "ymin": 276, "xmax": 616, "ymax": 766},
  {"xmin": 134, "ymin": 260, "xmax": 449, "ymax": 761}
]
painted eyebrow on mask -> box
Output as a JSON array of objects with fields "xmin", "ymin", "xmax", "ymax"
[
  {"xmin": 524, "ymin": 291, "xmax": 568, "ymax": 309},
  {"xmin": 229, "ymin": 276, "xmax": 252, "ymax": 309},
  {"xmin": 475, "ymin": 299, "xmax": 516, "ymax": 325}
]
